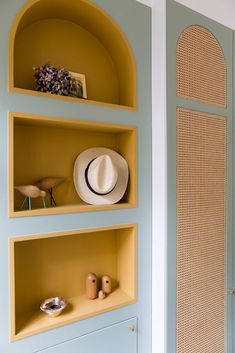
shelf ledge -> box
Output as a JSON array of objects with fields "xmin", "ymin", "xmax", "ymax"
[{"xmin": 13, "ymin": 289, "xmax": 135, "ymax": 341}]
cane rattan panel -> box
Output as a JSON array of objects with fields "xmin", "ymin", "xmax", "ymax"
[
  {"xmin": 176, "ymin": 25, "xmax": 226, "ymax": 107},
  {"xmin": 177, "ymin": 108, "xmax": 227, "ymax": 353}
]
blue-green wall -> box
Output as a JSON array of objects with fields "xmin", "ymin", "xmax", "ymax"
[{"xmin": 0, "ymin": 1, "xmax": 152, "ymax": 352}]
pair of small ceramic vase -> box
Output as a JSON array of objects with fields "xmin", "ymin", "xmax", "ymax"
[{"xmin": 86, "ymin": 273, "xmax": 111, "ymax": 300}]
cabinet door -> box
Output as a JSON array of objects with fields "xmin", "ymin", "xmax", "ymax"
[
  {"xmin": 37, "ymin": 318, "xmax": 137, "ymax": 353},
  {"xmin": 167, "ymin": 1, "xmax": 233, "ymax": 353}
]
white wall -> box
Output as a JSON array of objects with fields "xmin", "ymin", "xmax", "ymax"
[
  {"xmin": 137, "ymin": 1, "xmax": 167, "ymax": 353},
  {"xmin": 175, "ymin": 0, "xmax": 235, "ymax": 29},
  {"xmin": 136, "ymin": 0, "xmax": 153, "ymax": 6},
  {"xmin": 151, "ymin": 1, "xmax": 167, "ymax": 353}
]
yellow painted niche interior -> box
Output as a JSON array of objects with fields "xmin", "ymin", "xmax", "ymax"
[
  {"xmin": 10, "ymin": 0, "xmax": 136, "ymax": 109},
  {"xmin": 10, "ymin": 225, "xmax": 137, "ymax": 340},
  {"xmin": 9, "ymin": 113, "xmax": 137, "ymax": 217}
]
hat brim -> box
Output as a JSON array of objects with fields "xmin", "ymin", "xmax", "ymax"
[{"xmin": 73, "ymin": 147, "xmax": 129, "ymax": 205}]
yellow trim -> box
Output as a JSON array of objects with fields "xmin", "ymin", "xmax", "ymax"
[
  {"xmin": 9, "ymin": 111, "xmax": 137, "ymax": 131},
  {"xmin": 9, "ymin": 115, "xmax": 14, "ymax": 218},
  {"xmin": 9, "ymin": 0, "xmax": 137, "ymax": 109},
  {"xmin": 9, "ymin": 239, "xmax": 16, "ymax": 340},
  {"xmin": 10, "ymin": 224, "xmax": 137, "ymax": 340},
  {"xmin": 9, "ymin": 203, "xmax": 135, "ymax": 218},
  {"xmin": 8, "ymin": 0, "xmax": 39, "ymax": 93},
  {"xmin": 9, "ymin": 112, "xmax": 137, "ymax": 217},
  {"xmin": 9, "ymin": 88, "xmax": 136, "ymax": 111},
  {"xmin": 10, "ymin": 223, "xmax": 135, "ymax": 242},
  {"xmin": 14, "ymin": 293, "xmax": 136, "ymax": 341}
]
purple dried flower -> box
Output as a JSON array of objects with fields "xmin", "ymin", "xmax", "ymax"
[{"xmin": 33, "ymin": 64, "xmax": 83, "ymax": 98}]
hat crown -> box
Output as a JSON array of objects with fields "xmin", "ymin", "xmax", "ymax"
[{"xmin": 87, "ymin": 154, "xmax": 118, "ymax": 195}]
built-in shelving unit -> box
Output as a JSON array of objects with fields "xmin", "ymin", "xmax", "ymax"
[
  {"xmin": 4, "ymin": 0, "xmax": 151, "ymax": 346},
  {"xmin": 10, "ymin": 224, "xmax": 137, "ymax": 340},
  {"xmin": 9, "ymin": 112, "xmax": 137, "ymax": 217},
  {"xmin": 9, "ymin": 0, "xmax": 136, "ymax": 109}
]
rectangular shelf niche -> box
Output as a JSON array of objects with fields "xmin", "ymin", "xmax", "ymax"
[
  {"xmin": 9, "ymin": 113, "xmax": 137, "ymax": 217},
  {"xmin": 10, "ymin": 224, "xmax": 137, "ymax": 340}
]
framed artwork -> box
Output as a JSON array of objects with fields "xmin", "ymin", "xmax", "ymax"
[{"xmin": 69, "ymin": 71, "xmax": 87, "ymax": 99}]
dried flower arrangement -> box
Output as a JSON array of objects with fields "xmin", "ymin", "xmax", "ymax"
[{"xmin": 33, "ymin": 64, "xmax": 84, "ymax": 98}]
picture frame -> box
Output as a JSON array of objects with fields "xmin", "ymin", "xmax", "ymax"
[{"xmin": 69, "ymin": 71, "xmax": 87, "ymax": 99}]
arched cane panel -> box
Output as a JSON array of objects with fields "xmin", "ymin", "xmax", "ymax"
[{"xmin": 176, "ymin": 25, "xmax": 226, "ymax": 107}]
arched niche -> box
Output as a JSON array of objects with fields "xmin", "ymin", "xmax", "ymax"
[
  {"xmin": 9, "ymin": 0, "xmax": 136, "ymax": 109},
  {"xmin": 176, "ymin": 25, "xmax": 226, "ymax": 108}
]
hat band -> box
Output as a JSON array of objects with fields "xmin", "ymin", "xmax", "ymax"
[{"xmin": 85, "ymin": 159, "xmax": 117, "ymax": 196}]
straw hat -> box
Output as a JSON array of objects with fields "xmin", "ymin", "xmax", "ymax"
[{"xmin": 73, "ymin": 147, "xmax": 129, "ymax": 205}]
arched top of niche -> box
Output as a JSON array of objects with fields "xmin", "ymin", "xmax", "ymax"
[
  {"xmin": 176, "ymin": 25, "xmax": 226, "ymax": 108},
  {"xmin": 9, "ymin": 0, "xmax": 137, "ymax": 109}
]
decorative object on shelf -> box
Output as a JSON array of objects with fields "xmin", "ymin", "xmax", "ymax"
[
  {"xmin": 34, "ymin": 177, "xmax": 66, "ymax": 206},
  {"xmin": 86, "ymin": 273, "xmax": 98, "ymax": 300},
  {"xmin": 98, "ymin": 290, "xmax": 106, "ymax": 300},
  {"xmin": 73, "ymin": 147, "xmax": 129, "ymax": 205},
  {"xmin": 14, "ymin": 185, "xmax": 46, "ymax": 210},
  {"xmin": 40, "ymin": 297, "xmax": 67, "ymax": 318},
  {"xmin": 102, "ymin": 275, "xmax": 112, "ymax": 294},
  {"xmin": 69, "ymin": 71, "xmax": 87, "ymax": 99},
  {"xmin": 33, "ymin": 64, "xmax": 84, "ymax": 98}
]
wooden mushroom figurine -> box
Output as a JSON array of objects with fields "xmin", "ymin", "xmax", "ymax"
[
  {"xmin": 102, "ymin": 275, "xmax": 112, "ymax": 294},
  {"xmin": 15, "ymin": 185, "xmax": 46, "ymax": 210},
  {"xmin": 34, "ymin": 177, "xmax": 66, "ymax": 206},
  {"xmin": 86, "ymin": 273, "xmax": 97, "ymax": 300}
]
